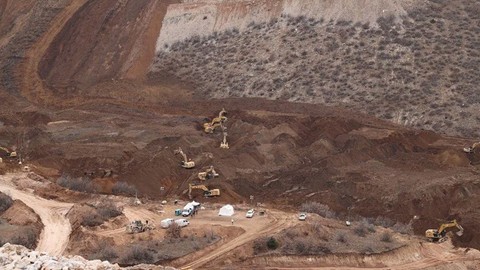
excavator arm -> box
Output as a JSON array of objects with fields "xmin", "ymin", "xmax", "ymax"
[
  {"xmin": 438, "ymin": 219, "xmax": 464, "ymax": 236},
  {"xmin": 426, "ymin": 219, "xmax": 464, "ymax": 242},
  {"xmin": 174, "ymin": 147, "xmax": 195, "ymax": 168}
]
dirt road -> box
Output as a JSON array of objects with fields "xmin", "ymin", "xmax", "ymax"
[
  {"xmin": 0, "ymin": 174, "xmax": 73, "ymax": 256},
  {"xmin": 179, "ymin": 210, "xmax": 294, "ymax": 269}
]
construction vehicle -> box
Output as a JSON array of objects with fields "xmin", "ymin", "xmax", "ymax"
[
  {"xmin": 203, "ymin": 108, "xmax": 227, "ymax": 133},
  {"xmin": 425, "ymin": 219, "xmax": 464, "ymax": 242},
  {"xmin": 464, "ymin": 142, "xmax": 480, "ymax": 153},
  {"xmin": 0, "ymin": 147, "xmax": 17, "ymax": 158},
  {"xmin": 188, "ymin": 183, "xmax": 220, "ymax": 199},
  {"xmin": 174, "ymin": 147, "xmax": 195, "ymax": 169},
  {"xmin": 125, "ymin": 220, "xmax": 154, "ymax": 234},
  {"xmin": 220, "ymin": 124, "xmax": 229, "ymax": 149},
  {"xmin": 198, "ymin": 165, "xmax": 219, "ymax": 181}
]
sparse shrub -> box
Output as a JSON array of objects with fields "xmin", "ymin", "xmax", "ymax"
[
  {"xmin": 380, "ymin": 232, "xmax": 393, "ymax": 242},
  {"xmin": 8, "ymin": 227, "xmax": 37, "ymax": 249},
  {"xmin": 166, "ymin": 222, "xmax": 182, "ymax": 239},
  {"xmin": 111, "ymin": 181, "xmax": 137, "ymax": 196},
  {"xmin": 57, "ymin": 175, "xmax": 95, "ymax": 193},
  {"xmin": 253, "ymin": 237, "xmax": 269, "ymax": 254},
  {"xmin": 354, "ymin": 224, "xmax": 367, "ymax": 237},
  {"xmin": 0, "ymin": 192, "xmax": 13, "ymax": 213},
  {"xmin": 97, "ymin": 201, "xmax": 122, "ymax": 219},
  {"xmin": 121, "ymin": 245, "xmax": 155, "ymax": 264},
  {"xmin": 81, "ymin": 213, "xmax": 104, "ymax": 227},
  {"xmin": 267, "ymin": 237, "xmax": 279, "ymax": 250},
  {"xmin": 335, "ymin": 232, "xmax": 348, "ymax": 243},
  {"xmin": 392, "ymin": 222, "xmax": 413, "ymax": 235},
  {"xmin": 300, "ymin": 202, "xmax": 336, "ymax": 218}
]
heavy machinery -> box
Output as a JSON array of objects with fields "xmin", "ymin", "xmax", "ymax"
[
  {"xmin": 0, "ymin": 147, "xmax": 17, "ymax": 158},
  {"xmin": 188, "ymin": 183, "xmax": 220, "ymax": 199},
  {"xmin": 203, "ymin": 108, "xmax": 227, "ymax": 133},
  {"xmin": 174, "ymin": 147, "xmax": 195, "ymax": 169},
  {"xmin": 425, "ymin": 219, "xmax": 464, "ymax": 242},
  {"xmin": 220, "ymin": 125, "xmax": 229, "ymax": 149},
  {"xmin": 198, "ymin": 165, "xmax": 219, "ymax": 181},
  {"xmin": 125, "ymin": 220, "xmax": 154, "ymax": 234},
  {"xmin": 463, "ymin": 142, "xmax": 479, "ymax": 153}
]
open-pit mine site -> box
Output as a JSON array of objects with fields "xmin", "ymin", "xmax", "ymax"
[{"xmin": 1, "ymin": 0, "xmax": 480, "ymax": 269}]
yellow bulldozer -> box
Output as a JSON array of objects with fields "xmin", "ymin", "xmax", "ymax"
[
  {"xmin": 203, "ymin": 108, "xmax": 227, "ymax": 133},
  {"xmin": 198, "ymin": 165, "xmax": 219, "ymax": 181},
  {"xmin": 425, "ymin": 219, "xmax": 464, "ymax": 242},
  {"xmin": 174, "ymin": 147, "xmax": 195, "ymax": 169},
  {"xmin": 188, "ymin": 183, "xmax": 220, "ymax": 199}
]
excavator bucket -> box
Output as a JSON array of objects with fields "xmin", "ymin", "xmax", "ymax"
[{"xmin": 456, "ymin": 231, "xmax": 464, "ymax": 236}]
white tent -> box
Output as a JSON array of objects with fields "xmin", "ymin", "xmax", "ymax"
[{"xmin": 218, "ymin": 204, "xmax": 235, "ymax": 216}]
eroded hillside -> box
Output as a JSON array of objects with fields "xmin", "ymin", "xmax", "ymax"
[
  {"xmin": 151, "ymin": 0, "xmax": 480, "ymax": 138},
  {"xmin": 1, "ymin": 0, "xmax": 480, "ymax": 257}
]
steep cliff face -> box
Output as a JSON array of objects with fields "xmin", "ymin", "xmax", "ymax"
[
  {"xmin": 38, "ymin": 0, "xmax": 179, "ymax": 92},
  {"xmin": 155, "ymin": 0, "xmax": 415, "ymax": 51}
]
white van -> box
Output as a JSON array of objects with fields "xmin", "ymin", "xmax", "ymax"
[
  {"xmin": 174, "ymin": 219, "xmax": 190, "ymax": 227},
  {"xmin": 160, "ymin": 218, "xmax": 174, "ymax": 229},
  {"xmin": 182, "ymin": 208, "xmax": 192, "ymax": 217}
]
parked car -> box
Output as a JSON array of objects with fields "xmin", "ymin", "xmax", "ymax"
[
  {"xmin": 246, "ymin": 209, "xmax": 255, "ymax": 218},
  {"xmin": 174, "ymin": 218, "xmax": 190, "ymax": 227},
  {"xmin": 298, "ymin": 212, "xmax": 307, "ymax": 221}
]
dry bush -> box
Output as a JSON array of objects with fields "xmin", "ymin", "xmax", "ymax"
[
  {"xmin": 335, "ymin": 231, "xmax": 348, "ymax": 243},
  {"xmin": 57, "ymin": 175, "xmax": 95, "ymax": 193},
  {"xmin": 300, "ymin": 202, "xmax": 336, "ymax": 218},
  {"xmin": 392, "ymin": 222, "xmax": 413, "ymax": 235},
  {"xmin": 90, "ymin": 242, "xmax": 118, "ymax": 261},
  {"xmin": 0, "ymin": 192, "xmax": 13, "ymax": 213},
  {"xmin": 165, "ymin": 222, "xmax": 181, "ymax": 239},
  {"xmin": 380, "ymin": 232, "xmax": 393, "ymax": 242},
  {"xmin": 253, "ymin": 236, "xmax": 269, "ymax": 255},
  {"xmin": 111, "ymin": 181, "xmax": 137, "ymax": 196},
  {"xmin": 81, "ymin": 201, "xmax": 122, "ymax": 227},
  {"xmin": 96, "ymin": 201, "xmax": 122, "ymax": 219},
  {"xmin": 0, "ymin": 226, "xmax": 38, "ymax": 249},
  {"xmin": 121, "ymin": 245, "xmax": 155, "ymax": 265},
  {"xmin": 81, "ymin": 213, "xmax": 104, "ymax": 227}
]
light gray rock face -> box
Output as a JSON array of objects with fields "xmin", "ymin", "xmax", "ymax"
[{"xmin": 0, "ymin": 244, "xmax": 174, "ymax": 270}]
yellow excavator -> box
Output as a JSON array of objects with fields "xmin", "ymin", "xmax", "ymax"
[
  {"xmin": 174, "ymin": 147, "xmax": 195, "ymax": 169},
  {"xmin": 188, "ymin": 183, "xmax": 220, "ymax": 199},
  {"xmin": 463, "ymin": 142, "xmax": 479, "ymax": 153},
  {"xmin": 198, "ymin": 166, "xmax": 219, "ymax": 181},
  {"xmin": 0, "ymin": 147, "xmax": 17, "ymax": 158},
  {"xmin": 425, "ymin": 219, "xmax": 464, "ymax": 242},
  {"xmin": 220, "ymin": 124, "xmax": 229, "ymax": 149},
  {"xmin": 203, "ymin": 108, "xmax": 227, "ymax": 133}
]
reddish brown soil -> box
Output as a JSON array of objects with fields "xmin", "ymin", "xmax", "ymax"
[{"xmin": 0, "ymin": 0, "xmax": 480, "ymax": 254}]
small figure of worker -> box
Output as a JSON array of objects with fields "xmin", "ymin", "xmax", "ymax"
[{"xmin": 231, "ymin": 218, "xmax": 234, "ymax": 225}]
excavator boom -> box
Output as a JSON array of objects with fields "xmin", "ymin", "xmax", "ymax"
[
  {"xmin": 174, "ymin": 147, "xmax": 195, "ymax": 169},
  {"xmin": 425, "ymin": 219, "xmax": 464, "ymax": 242}
]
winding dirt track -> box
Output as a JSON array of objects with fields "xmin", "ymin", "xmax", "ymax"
[
  {"xmin": 179, "ymin": 210, "xmax": 294, "ymax": 270},
  {"xmin": 0, "ymin": 175, "xmax": 73, "ymax": 256}
]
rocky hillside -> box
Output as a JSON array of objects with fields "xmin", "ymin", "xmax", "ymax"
[
  {"xmin": 0, "ymin": 243, "xmax": 175, "ymax": 270},
  {"xmin": 151, "ymin": 0, "xmax": 480, "ymax": 138}
]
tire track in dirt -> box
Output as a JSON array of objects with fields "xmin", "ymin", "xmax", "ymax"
[
  {"xmin": 0, "ymin": 176, "xmax": 73, "ymax": 256},
  {"xmin": 179, "ymin": 210, "xmax": 294, "ymax": 270},
  {"xmin": 262, "ymin": 241, "xmax": 480, "ymax": 270}
]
